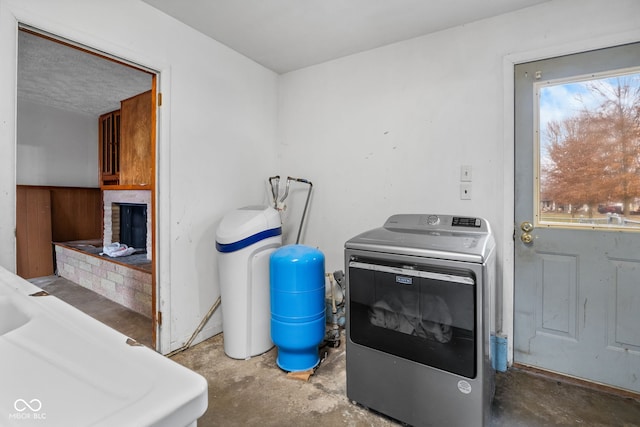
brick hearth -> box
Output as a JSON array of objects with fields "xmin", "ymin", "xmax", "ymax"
[{"xmin": 54, "ymin": 244, "xmax": 151, "ymax": 318}]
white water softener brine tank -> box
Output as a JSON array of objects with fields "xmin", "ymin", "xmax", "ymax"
[{"xmin": 216, "ymin": 206, "xmax": 282, "ymax": 359}]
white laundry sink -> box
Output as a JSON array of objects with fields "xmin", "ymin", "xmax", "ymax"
[
  {"xmin": 0, "ymin": 267, "xmax": 207, "ymax": 427},
  {"xmin": 0, "ymin": 296, "xmax": 31, "ymax": 335}
]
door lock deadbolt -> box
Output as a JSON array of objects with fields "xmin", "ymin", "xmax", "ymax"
[
  {"xmin": 520, "ymin": 221, "xmax": 534, "ymax": 232},
  {"xmin": 519, "ymin": 221, "xmax": 534, "ymax": 244}
]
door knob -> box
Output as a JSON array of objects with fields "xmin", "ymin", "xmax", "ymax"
[
  {"xmin": 521, "ymin": 232, "xmax": 533, "ymax": 244},
  {"xmin": 520, "ymin": 221, "xmax": 533, "ymax": 232}
]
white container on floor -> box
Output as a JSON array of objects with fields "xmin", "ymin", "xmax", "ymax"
[{"xmin": 216, "ymin": 205, "xmax": 282, "ymax": 359}]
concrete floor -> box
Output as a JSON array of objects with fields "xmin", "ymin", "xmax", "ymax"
[
  {"xmin": 35, "ymin": 276, "xmax": 640, "ymax": 427},
  {"xmin": 31, "ymin": 275, "xmax": 153, "ymax": 347}
]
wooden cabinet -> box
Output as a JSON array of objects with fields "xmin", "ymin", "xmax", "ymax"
[
  {"xmin": 120, "ymin": 90, "xmax": 152, "ymax": 187},
  {"xmin": 99, "ymin": 110, "xmax": 121, "ymax": 186},
  {"xmin": 99, "ymin": 90, "xmax": 152, "ymax": 189}
]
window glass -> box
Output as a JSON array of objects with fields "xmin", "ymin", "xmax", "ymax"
[{"xmin": 537, "ymin": 70, "xmax": 640, "ymax": 229}]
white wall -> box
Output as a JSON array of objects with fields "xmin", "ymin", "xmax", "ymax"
[
  {"xmin": 277, "ymin": 0, "xmax": 640, "ymax": 361},
  {"xmin": 17, "ymin": 99, "xmax": 98, "ymax": 187},
  {"xmin": 2, "ymin": 0, "xmax": 638, "ymax": 358},
  {"xmin": 0, "ymin": 0, "xmax": 279, "ymax": 353}
]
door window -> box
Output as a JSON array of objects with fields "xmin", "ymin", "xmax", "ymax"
[{"xmin": 536, "ymin": 70, "xmax": 640, "ymax": 230}]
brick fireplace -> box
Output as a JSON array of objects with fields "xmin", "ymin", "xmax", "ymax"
[
  {"xmin": 103, "ymin": 190, "xmax": 152, "ymax": 260},
  {"xmin": 54, "ymin": 189, "xmax": 153, "ymax": 318}
]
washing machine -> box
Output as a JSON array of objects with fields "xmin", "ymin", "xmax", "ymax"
[{"xmin": 345, "ymin": 214, "xmax": 496, "ymax": 427}]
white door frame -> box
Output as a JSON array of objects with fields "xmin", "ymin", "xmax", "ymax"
[
  {"xmin": 0, "ymin": 3, "xmax": 174, "ymax": 353},
  {"xmin": 502, "ymin": 29, "xmax": 640, "ymax": 366}
]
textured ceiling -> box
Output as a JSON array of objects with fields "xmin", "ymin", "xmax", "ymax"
[
  {"xmin": 18, "ymin": 31, "xmax": 153, "ymax": 117},
  {"xmin": 143, "ymin": 0, "xmax": 550, "ymax": 74},
  {"xmin": 17, "ymin": 1, "xmax": 550, "ymax": 115}
]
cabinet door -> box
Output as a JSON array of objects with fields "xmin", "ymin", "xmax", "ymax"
[
  {"xmin": 99, "ymin": 110, "xmax": 120, "ymax": 186},
  {"xmin": 120, "ymin": 91, "xmax": 152, "ymax": 186}
]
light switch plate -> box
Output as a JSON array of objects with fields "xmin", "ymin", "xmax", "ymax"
[
  {"xmin": 460, "ymin": 183, "xmax": 472, "ymax": 200},
  {"xmin": 460, "ymin": 165, "xmax": 472, "ymax": 182}
]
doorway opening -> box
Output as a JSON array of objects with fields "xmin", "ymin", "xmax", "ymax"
[{"xmin": 16, "ymin": 27, "xmax": 159, "ymax": 349}]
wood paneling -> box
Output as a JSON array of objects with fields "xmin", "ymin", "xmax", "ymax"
[
  {"xmin": 49, "ymin": 187, "xmax": 102, "ymax": 242},
  {"xmin": 16, "ymin": 186, "xmax": 54, "ymax": 279},
  {"xmin": 119, "ymin": 90, "xmax": 152, "ymax": 187},
  {"xmin": 16, "ymin": 186, "xmax": 103, "ymax": 279}
]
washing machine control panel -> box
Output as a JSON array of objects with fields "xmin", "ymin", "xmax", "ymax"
[
  {"xmin": 452, "ymin": 216, "xmax": 482, "ymax": 228},
  {"xmin": 385, "ymin": 214, "xmax": 484, "ymax": 231}
]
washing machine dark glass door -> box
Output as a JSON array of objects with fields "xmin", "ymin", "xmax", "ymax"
[{"xmin": 348, "ymin": 258, "xmax": 477, "ymax": 378}]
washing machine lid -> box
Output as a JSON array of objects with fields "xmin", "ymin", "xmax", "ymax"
[{"xmin": 345, "ymin": 214, "xmax": 495, "ymax": 263}]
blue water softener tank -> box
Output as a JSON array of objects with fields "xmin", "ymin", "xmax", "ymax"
[{"xmin": 270, "ymin": 245, "xmax": 326, "ymax": 372}]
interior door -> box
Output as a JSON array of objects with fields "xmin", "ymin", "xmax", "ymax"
[{"xmin": 514, "ymin": 43, "xmax": 640, "ymax": 393}]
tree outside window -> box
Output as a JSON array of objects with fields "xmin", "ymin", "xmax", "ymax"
[{"xmin": 538, "ymin": 72, "xmax": 640, "ymax": 228}]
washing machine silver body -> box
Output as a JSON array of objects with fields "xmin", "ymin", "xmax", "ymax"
[{"xmin": 345, "ymin": 214, "xmax": 496, "ymax": 427}]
